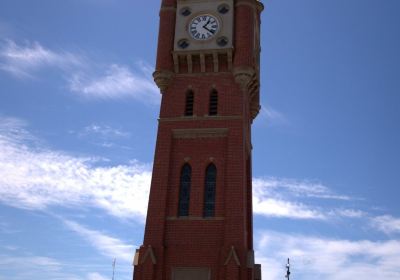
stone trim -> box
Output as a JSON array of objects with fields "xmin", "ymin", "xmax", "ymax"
[
  {"xmin": 133, "ymin": 249, "xmax": 140, "ymax": 266},
  {"xmin": 175, "ymin": 71, "xmax": 233, "ymax": 77},
  {"xmin": 172, "ymin": 267, "xmax": 211, "ymax": 280},
  {"xmin": 247, "ymin": 250, "xmax": 255, "ymax": 268},
  {"xmin": 166, "ymin": 216, "xmax": 225, "ymax": 221},
  {"xmin": 172, "ymin": 128, "xmax": 228, "ymax": 139},
  {"xmin": 141, "ymin": 246, "xmax": 157, "ymax": 265},
  {"xmin": 172, "ymin": 49, "xmax": 233, "ymax": 74},
  {"xmin": 224, "ymin": 246, "xmax": 241, "ymax": 266},
  {"xmin": 159, "ymin": 115, "xmax": 242, "ymax": 122}
]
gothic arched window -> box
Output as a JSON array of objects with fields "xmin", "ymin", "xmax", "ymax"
[
  {"xmin": 178, "ymin": 164, "xmax": 192, "ymax": 217},
  {"xmin": 203, "ymin": 164, "xmax": 217, "ymax": 217},
  {"xmin": 209, "ymin": 89, "xmax": 218, "ymax": 116},
  {"xmin": 184, "ymin": 90, "xmax": 194, "ymax": 116}
]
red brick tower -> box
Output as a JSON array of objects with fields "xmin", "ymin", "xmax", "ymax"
[{"xmin": 133, "ymin": 1, "xmax": 263, "ymax": 279}]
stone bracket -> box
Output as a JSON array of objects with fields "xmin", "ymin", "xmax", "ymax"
[{"xmin": 153, "ymin": 70, "xmax": 174, "ymax": 93}]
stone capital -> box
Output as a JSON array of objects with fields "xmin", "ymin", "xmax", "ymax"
[
  {"xmin": 153, "ymin": 70, "xmax": 174, "ymax": 93},
  {"xmin": 233, "ymin": 67, "xmax": 256, "ymax": 92}
]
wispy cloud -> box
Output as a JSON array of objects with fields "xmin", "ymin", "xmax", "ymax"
[
  {"xmin": 256, "ymin": 231, "xmax": 400, "ymax": 280},
  {"xmin": 371, "ymin": 215, "xmax": 400, "ymax": 235},
  {"xmin": 0, "ymin": 254, "xmax": 68, "ymax": 280},
  {"xmin": 0, "ymin": 117, "xmax": 373, "ymax": 223},
  {"xmin": 253, "ymin": 197, "xmax": 325, "ymax": 220},
  {"xmin": 258, "ymin": 104, "xmax": 288, "ymax": 126},
  {"xmin": 0, "ymin": 115, "xmax": 390, "ymax": 230},
  {"xmin": 68, "ymin": 64, "xmax": 159, "ymax": 103},
  {"xmin": 254, "ymin": 177, "xmax": 351, "ymax": 201},
  {"xmin": 0, "ymin": 39, "xmax": 82, "ymax": 78},
  {"xmin": 81, "ymin": 124, "xmax": 130, "ymax": 139},
  {"xmin": 0, "ymin": 116, "xmax": 151, "ymax": 221},
  {"xmin": 64, "ymin": 220, "xmax": 134, "ymax": 263},
  {"xmin": 87, "ymin": 273, "xmax": 109, "ymax": 280},
  {"xmin": 0, "ymin": 253, "xmax": 110, "ymax": 280},
  {"xmin": 0, "ymin": 255, "xmax": 62, "ymax": 270},
  {"xmin": 68, "ymin": 123, "xmax": 132, "ymax": 149},
  {"xmin": 0, "ymin": 39, "xmax": 159, "ymax": 104},
  {"xmin": 252, "ymin": 177, "xmax": 355, "ymax": 220},
  {"xmin": 332, "ymin": 209, "xmax": 366, "ymax": 218}
]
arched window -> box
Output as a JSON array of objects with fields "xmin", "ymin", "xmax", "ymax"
[
  {"xmin": 184, "ymin": 90, "xmax": 194, "ymax": 116},
  {"xmin": 178, "ymin": 164, "xmax": 192, "ymax": 217},
  {"xmin": 203, "ymin": 164, "xmax": 217, "ymax": 217},
  {"xmin": 209, "ymin": 89, "xmax": 218, "ymax": 116}
]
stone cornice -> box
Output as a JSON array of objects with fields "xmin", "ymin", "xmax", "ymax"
[
  {"xmin": 172, "ymin": 128, "xmax": 228, "ymax": 139},
  {"xmin": 166, "ymin": 216, "xmax": 225, "ymax": 221},
  {"xmin": 159, "ymin": 115, "xmax": 242, "ymax": 122}
]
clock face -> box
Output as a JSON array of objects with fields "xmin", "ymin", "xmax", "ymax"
[{"xmin": 189, "ymin": 14, "xmax": 220, "ymax": 41}]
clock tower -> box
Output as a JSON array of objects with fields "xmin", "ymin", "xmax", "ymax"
[{"xmin": 133, "ymin": 0, "xmax": 264, "ymax": 279}]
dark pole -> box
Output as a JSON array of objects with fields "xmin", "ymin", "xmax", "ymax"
[
  {"xmin": 112, "ymin": 258, "xmax": 116, "ymax": 280},
  {"xmin": 285, "ymin": 258, "xmax": 291, "ymax": 280}
]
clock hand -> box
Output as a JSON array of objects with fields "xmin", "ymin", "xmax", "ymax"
[
  {"xmin": 203, "ymin": 26, "xmax": 215, "ymax": 34},
  {"xmin": 202, "ymin": 19, "xmax": 211, "ymax": 28}
]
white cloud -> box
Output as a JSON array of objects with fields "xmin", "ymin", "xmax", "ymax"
[
  {"xmin": 252, "ymin": 178, "xmax": 371, "ymax": 221},
  {"xmin": 82, "ymin": 124, "xmax": 130, "ymax": 139},
  {"xmin": 69, "ymin": 124, "xmax": 132, "ymax": 149},
  {"xmin": 252, "ymin": 177, "xmax": 354, "ymax": 220},
  {"xmin": 0, "ymin": 255, "xmax": 66, "ymax": 280},
  {"xmin": 86, "ymin": 272, "xmax": 109, "ymax": 280},
  {"xmin": 371, "ymin": 215, "xmax": 400, "ymax": 234},
  {"xmin": 258, "ymin": 104, "xmax": 288, "ymax": 125},
  {"xmin": 0, "ymin": 255, "xmax": 62, "ymax": 272},
  {"xmin": 0, "ymin": 39, "xmax": 82, "ymax": 78},
  {"xmin": 0, "ymin": 118, "xmax": 368, "ymax": 223},
  {"xmin": 255, "ymin": 231, "xmax": 400, "ymax": 280},
  {"xmin": 0, "ymin": 253, "xmax": 109, "ymax": 280},
  {"xmin": 0, "ymin": 116, "xmax": 151, "ymax": 221},
  {"xmin": 64, "ymin": 220, "xmax": 134, "ymax": 263},
  {"xmin": 332, "ymin": 209, "xmax": 366, "ymax": 218},
  {"xmin": 68, "ymin": 64, "xmax": 160, "ymax": 103},
  {"xmin": 0, "ymin": 115, "xmax": 389, "ymax": 230},
  {"xmin": 253, "ymin": 197, "xmax": 325, "ymax": 220},
  {"xmin": 0, "ymin": 39, "xmax": 159, "ymax": 104},
  {"xmin": 253, "ymin": 177, "xmax": 351, "ymax": 201}
]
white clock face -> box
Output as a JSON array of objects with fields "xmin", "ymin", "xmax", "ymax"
[{"xmin": 189, "ymin": 14, "xmax": 220, "ymax": 41}]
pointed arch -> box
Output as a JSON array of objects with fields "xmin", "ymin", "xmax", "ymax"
[
  {"xmin": 203, "ymin": 163, "xmax": 217, "ymax": 217},
  {"xmin": 184, "ymin": 90, "xmax": 194, "ymax": 116},
  {"xmin": 178, "ymin": 163, "xmax": 192, "ymax": 216},
  {"xmin": 209, "ymin": 89, "xmax": 218, "ymax": 116}
]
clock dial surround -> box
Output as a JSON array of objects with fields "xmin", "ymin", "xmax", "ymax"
[{"xmin": 189, "ymin": 14, "xmax": 220, "ymax": 41}]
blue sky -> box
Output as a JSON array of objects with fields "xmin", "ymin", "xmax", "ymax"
[{"xmin": 0, "ymin": 0, "xmax": 399, "ymax": 280}]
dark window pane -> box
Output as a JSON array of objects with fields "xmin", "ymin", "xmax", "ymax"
[
  {"xmin": 209, "ymin": 90, "xmax": 218, "ymax": 116},
  {"xmin": 203, "ymin": 164, "xmax": 217, "ymax": 217},
  {"xmin": 178, "ymin": 164, "xmax": 191, "ymax": 216},
  {"xmin": 185, "ymin": 91, "xmax": 194, "ymax": 116}
]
